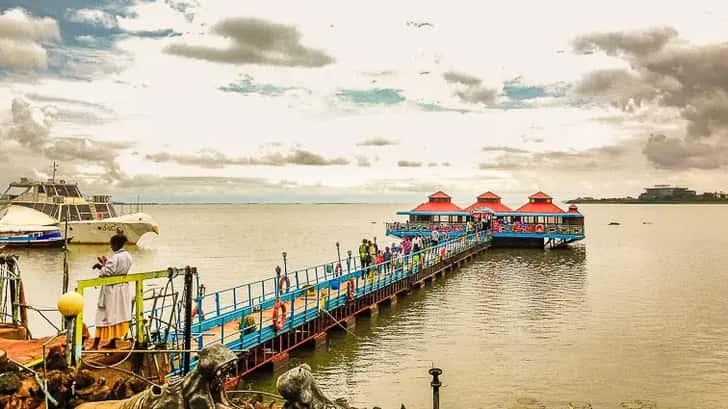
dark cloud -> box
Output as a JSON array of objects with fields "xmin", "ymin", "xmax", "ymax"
[
  {"xmin": 482, "ymin": 146, "xmax": 531, "ymax": 154},
  {"xmin": 357, "ymin": 137, "xmax": 398, "ymax": 146},
  {"xmin": 145, "ymin": 149, "xmax": 349, "ymax": 168},
  {"xmin": 443, "ymin": 71, "xmax": 482, "ymax": 86},
  {"xmin": 642, "ymin": 134, "xmax": 723, "ymax": 170},
  {"xmin": 355, "ymin": 155, "xmax": 371, "ymax": 167},
  {"xmin": 2, "ymin": 97, "xmax": 132, "ymax": 184},
  {"xmin": 572, "ymin": 26, "xmax": 677, "ymax": 57},
  {"xmin": 479, "ymin": 145, "xmax": 631, "ymax": 171},
  {"xmin": 165, "ymin": 18, "xmax": 333, "ymax": 67},
  {"xmin": 574, "ymin": 27, "xmax": 728, "ymax": 169},
  {"xmin": 443, "ymin": 71, "xmax": 497, "ymax": 105},
  {"xmin": 397, "ymin": 160, "xmax": 422, "ymax": 167}
]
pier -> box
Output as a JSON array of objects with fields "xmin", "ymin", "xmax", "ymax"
[{"xmin": 387, "ymin": 191, "xmax": 585, "ymax": 248}]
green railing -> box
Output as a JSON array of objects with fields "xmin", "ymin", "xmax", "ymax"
[{"xmin": 72, "ymin": 269, "xmax": 179, "ymax": 362}]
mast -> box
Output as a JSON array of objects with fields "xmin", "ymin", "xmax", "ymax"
[{"xmin": 51, "ymin": 161, "xmax": 58, "ymax": 183}]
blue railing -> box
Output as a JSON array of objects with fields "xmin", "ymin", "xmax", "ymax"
[{"xmin": 186, "ymin": 231, "xmax": 492, "ymax": 357}]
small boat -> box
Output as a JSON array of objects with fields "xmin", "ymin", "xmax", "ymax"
[
  {"xmin": 0, "ymin": 225, "xmax": 65, "ymax": 247},
  {"xmin": 0, "ymin": 206, "xmax": 66, "ymax": 248}
]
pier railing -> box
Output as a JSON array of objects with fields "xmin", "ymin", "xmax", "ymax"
[
  {"xmin": 385, "ymin": 222, "xmax": 469, "ymax": 235},
  {"xmin": 189, "ymin": 230, "xmax": 492, "ymax": 364},
  {"xmin": 492, "ymin": 222, "xmax": 584, "ymax": 236}
]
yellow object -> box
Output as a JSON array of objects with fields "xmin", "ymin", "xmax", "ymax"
[
  {"xmin": 57, "ymin": 291, "xmax": 84, "ymax": 317},
  {"xmin": 152, "ymin": 225, "xmax": 160, "ymax": 234},
  {"xmin": 96, "ymin": 322, "xmax": 130, "ymax": 341}
]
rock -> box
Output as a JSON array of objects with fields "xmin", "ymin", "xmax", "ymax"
[
  {"xmin": 568, "ymin": 401, "xmax": 592, "ymax": 409},
  {"xmin": 276, "ymin": 364, "xmax": 346, "ymax": 409},
  {"xmin": 0, "ymin": 372, "xmax": 22, "ymax": 394},
  {"xmin": 511, "ymin": 397, "xmax": 546, "ymax": 409}
]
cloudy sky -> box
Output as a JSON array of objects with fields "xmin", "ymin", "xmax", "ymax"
[{"xmin": 1, "ymin": 1, "xmax": 728, "ymax": 204}]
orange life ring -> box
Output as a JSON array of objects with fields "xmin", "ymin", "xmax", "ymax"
[
  {"xmin": 346, "ymin": 279, "xmax": 355, "ymax": 300},
  {"xmin": 535, "ymin": 224, "xmax": 545, "ymax": 233},
  {"xmin": 272, "ymin": 301, "xmax": 287, "ymax": 331},
  {"xmin": 279, "ymin": 275, "xmax": 291, "ymax": 294}
]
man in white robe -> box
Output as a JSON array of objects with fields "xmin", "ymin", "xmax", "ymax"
[{"xmin": 93, "ymin": 234, "xmax": 133, "ymax": 349}]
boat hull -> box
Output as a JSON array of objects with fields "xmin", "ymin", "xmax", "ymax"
[
  {"xmin": 0, "ymin": 230, "xmax": 66, "ymax": 248},
  {"xmin": 63, "ymin": 213, "xmax": 158, "ymax": 244}
]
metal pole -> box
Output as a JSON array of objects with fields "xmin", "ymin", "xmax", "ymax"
[
  {"xmin": 429, "ymin": 367, "xmax": 442, "ymax": 409},
  {"xmin": 336, "ymin": 242, "xmax": 342, "ymax": 276},
  {"xmin": 182, "ymin": 266, "xmax": 194, "ymax": 374}
]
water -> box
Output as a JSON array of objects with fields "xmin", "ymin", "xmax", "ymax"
[{"xmin": 8, "ymin": 204, "xmax": 728, "ymax": 408}]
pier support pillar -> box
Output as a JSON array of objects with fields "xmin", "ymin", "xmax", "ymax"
[
  {"xmin": 271, "ymin": 352, "xmax": 289, "ymax": 373},
  {"xmin": 313, "ymin": 332, "xmax": 327, "ymax": 350},
  {"xmin": 389, "ymin": 295, "xmax": 397, "ymax": 306},
  {"xmin": 368, "ymin": 304, "xmax": 379, "ymax": 317},
  {"xmin": 344, "ymin": 316, "xmax": 356, "ymax": 330}
]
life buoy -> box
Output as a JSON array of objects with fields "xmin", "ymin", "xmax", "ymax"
[
  {"xmin": 346, "ymin": 279, "xmax": 355, "ymax": 300},
  {"xmin": 272, "ymin": 301, "xmax": 287, "ymax": 331},
  {"xmin": 279, "ymin": 275, "xmax": 291, "ymax": 294},
  {"xmin": 535, "ymin": 224, "xmax": 545, "ymax": 233}
]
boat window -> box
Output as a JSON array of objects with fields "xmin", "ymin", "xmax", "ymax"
[
  {"xmin": 60, "ymin": 205, "xmax": 81, "ymax": 221},
  {"xmin": 37, "ymin": 185, "xmax": 45, "ymax": 194},
  {"xmin": 45, "ymin": 185, "xmax": 57, "ymax": 196},
  {"xmin": 77, "ymin": 204, "xmax": 93, "ymax": 221}
]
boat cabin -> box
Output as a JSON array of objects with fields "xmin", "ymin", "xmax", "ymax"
[{"xmin": 1, "ymin": 178, "xmax": 118, "ymax": 222}]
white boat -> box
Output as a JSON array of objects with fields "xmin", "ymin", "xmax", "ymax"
[{"xmin": 0, "ymin": 178, "xmax": 158, "ymax": 245}]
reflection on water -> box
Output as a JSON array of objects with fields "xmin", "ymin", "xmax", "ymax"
[{"xmin": 5, "ymin": 204, "xmax": 728, "ymax": 408}]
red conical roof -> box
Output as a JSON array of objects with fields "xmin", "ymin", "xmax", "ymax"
[
  {"xmin": 477, "ymin": 191, "xmax": 501, "ymax": 200},
  {"xmin": 411, "ymin": 201, "xmax": 465, "ymax": 213},
  {"xmin": 529, "ymin": 191, "xmax": 552, "ymax": 199},
  {"xmin": 465, "ymin": 201, "xmax": 512, "ymax": 213},
  {"xmin": 428, "ymin": 191, "xmax": 451, "ymax": 199}
]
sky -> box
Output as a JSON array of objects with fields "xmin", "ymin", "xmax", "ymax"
[{"xmin": 1, "ymin": 1, "xmax": 728, "ymax": 205}]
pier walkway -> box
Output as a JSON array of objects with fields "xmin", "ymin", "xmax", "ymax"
[{"xmin": 185, "ymin": 230, "xmax": 492, "ymax": 377}]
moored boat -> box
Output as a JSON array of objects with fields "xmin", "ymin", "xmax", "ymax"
[
  {"xmin": 0, "ymin": 178, "xmax": 159, "ymax": 245},
  {"xmin": 0, "ymin": 225, "xmax": 65, "ymax": 247}
]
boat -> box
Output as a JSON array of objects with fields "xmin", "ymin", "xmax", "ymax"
[
  {"xmin": 0, "ymin": 225, "xmax": 65, "ymax": 247},
  {"xmin": 0, "ymin": 205, "xmax": 66, "ymax": 247},
  {"xmin": 0, "ymin": 177, "xmax": 159, "ymax": 245}
]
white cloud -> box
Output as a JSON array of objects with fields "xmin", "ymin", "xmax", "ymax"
[
  {"xmin": 0, "ymin": 8, "xmax": 59, "ymax": 70},
  {"xmin": 66, "ymin": 8, "xmax": 118, "ymax": 29}
]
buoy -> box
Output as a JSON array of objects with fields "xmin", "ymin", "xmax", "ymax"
[
  {"xmin": 272, "ymin": 301, "xmax": 287, "ymax": 331},
  {"xmin": 57, "ymin": 291, "xmax": 84, "ymax": 317}
]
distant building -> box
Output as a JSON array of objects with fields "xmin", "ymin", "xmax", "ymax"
[{"xmin": 639, "ymin": 185, "xmax": 697, "ymax": 200}]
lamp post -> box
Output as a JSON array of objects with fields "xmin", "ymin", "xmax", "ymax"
[
  {"xmin": 429, "ymin": 367, "xmax": 442, "ymax": 409},
  {"xmin": 347, "ymin": 250, "xmax": 352, "ymax": 274},
  {"xmin": 336, "ymin": 242, "xmax": 342, "ymax": 276}
]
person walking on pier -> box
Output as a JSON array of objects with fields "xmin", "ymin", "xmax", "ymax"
[
  {"xmin": 383, "ymin": 246, "xmax": 392, "ymax": 274},
  {"xmin": 92, "ymin": 233, "xmax": 133, "ymax": 350},
  {"xmin": 431, "ymin": 229, "xmax": 440, "ymax": 247},
  {"xmin": 359, "ymin": 239, "xmax": 368, "ymax": 269}
]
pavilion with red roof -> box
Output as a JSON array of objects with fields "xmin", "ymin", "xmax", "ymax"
[
  {"xmin": 399, "ymin": 191, "xmax": 470, "ymax": 222},
  {"xmin": 465, "ymin": 191, "xmax": 513, "ymax": 215},
  {"xmin": 514, "ymin": 191, "xmax": 565, "ymax": 214}
]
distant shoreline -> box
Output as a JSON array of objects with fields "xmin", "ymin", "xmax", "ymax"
[{"xmin": 567, "ymin": 199, "xmax": 728, "ymax": 204}]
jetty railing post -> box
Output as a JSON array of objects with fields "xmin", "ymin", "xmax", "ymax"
[
  {"xmin": 182, "ymin": 266, "xmax": 194, "ymax": 375},
  {"xmin": 135, "ymin": 278, "xmax": 144, "ymax": 344}
]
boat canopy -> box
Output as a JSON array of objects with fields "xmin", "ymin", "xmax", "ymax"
[{"xmin": 0, "ymin": 205, "xmax": 58, "ymax": 226}]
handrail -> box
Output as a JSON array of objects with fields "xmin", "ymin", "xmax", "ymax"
[{"xmin": 73, "ymin": 268, "xmax": 183, "ymax": 363}]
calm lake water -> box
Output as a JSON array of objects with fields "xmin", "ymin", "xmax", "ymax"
[{"xmin": 8, "ymin": 204, "xmax": 728, "ymax": 408}]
